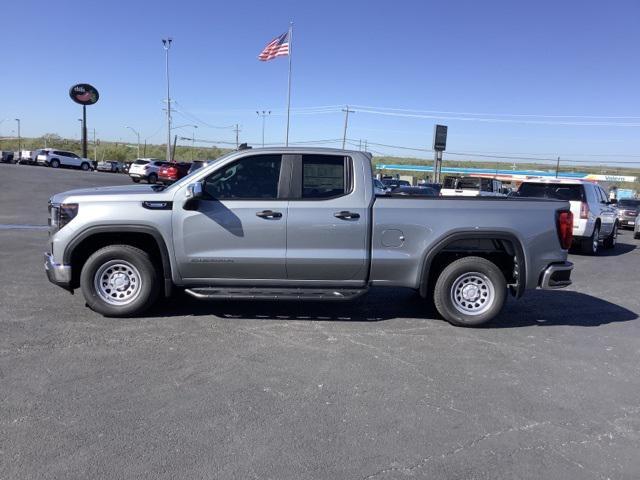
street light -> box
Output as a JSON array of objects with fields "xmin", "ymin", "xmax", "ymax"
[
  {"xmin": 15, "ymin": 119, "xmax": 21, "ymax": 156},
  {"xmin": 256, "ymin": 110, "xmax": 271, "ymax": 147},
  {"xmin": 124, "ymin": 125, "xmax": 141, "ymax": 158},
  {"xmin": 191, "ymin": 125, "xmax": 198, "ymax": 160},
  {"xmin": 162, "ymin": 37, "xmax": 173, "ymax": 162}
]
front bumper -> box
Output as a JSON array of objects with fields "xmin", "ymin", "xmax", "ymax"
[
  {"xmin": 44, "ymin": 252, "xmax": 72, "ymax": 288},
  {"xmin": 539, "ymin": 261, "xmax": 573, "ymax": 289}
]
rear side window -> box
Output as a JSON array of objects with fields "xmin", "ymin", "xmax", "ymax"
[
  {"xmin": 518, "ymin": 183, "xmax": 585, "ymax": 201},
  {"xmin": 302, "ymin": 155, "xmax": 348, "ymax": 199}
]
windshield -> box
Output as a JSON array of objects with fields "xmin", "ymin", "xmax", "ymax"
[
  {"xmin": 165, "ymin": 152, "xmax": 236, "ymax": 190},
  {"xmin": 518, "ymin": 183, "xmax": 585, "ymax": 201},
  {"xmin": 618, "ymin": 199, "xmax": 640, "ymax": 208}
]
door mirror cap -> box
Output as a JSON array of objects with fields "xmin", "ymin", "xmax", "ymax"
[{"xmin": 186, "ymin": 181, "xmax": 204, "ymax": 199}]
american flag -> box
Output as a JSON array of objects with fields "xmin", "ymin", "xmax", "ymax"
[{"xmin": 258, "ymin": 32, "xmax": 290, "ymax": 61}]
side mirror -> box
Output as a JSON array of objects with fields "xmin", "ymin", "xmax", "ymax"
[
  {"xmin": 184, "ymin": 181, "xmax": 204, "ymax": 210},
  {"xmin": 185, "ymin": 181, "xmax": 204, "ymax": 199}
]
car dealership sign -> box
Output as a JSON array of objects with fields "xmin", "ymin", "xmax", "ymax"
[{"xmin": 69, "ymin": 83, "xmax": 99, "ymax": 105}]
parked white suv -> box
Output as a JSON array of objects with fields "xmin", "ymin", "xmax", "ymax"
[
  {"xmin": 36, "ymin": 149, "xmax": 92, "ymax": 171},
  {"xmin": 128, "ymin": 158, "xmax": 166, "ymax": 184},
  {"xmin": 517, "ymin": 179, "xmax": 618, "ymax": 254}
]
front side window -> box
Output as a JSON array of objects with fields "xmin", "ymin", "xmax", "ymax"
[
  {"xmin": 302, "ymin": 155, "xmax": 346, "ymax": 199},
  {"xmin": 203, "ymin": 154, "xmax": 282, "ymax": 200}
]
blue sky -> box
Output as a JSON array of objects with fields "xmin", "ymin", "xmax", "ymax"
[{"xmin": 2, "ymin": 0, "xmax": 640, "ymax": 166}]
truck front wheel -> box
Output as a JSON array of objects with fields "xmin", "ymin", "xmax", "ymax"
[
  {"xmin": 433, "ymin": 256, "xmax": 507, "ymax": 327},
  {"xmin": 80, "ymin": 245, "xmax": 159, "ymax": 317}
]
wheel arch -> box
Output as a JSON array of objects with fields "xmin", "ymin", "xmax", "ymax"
[
  {"xmin": 418, "ymin": 230, "xmax": 527, "ymax": 299},
  {"xmin": 63, "ymin": 225, "xmax": 173, "ymax": 296}
]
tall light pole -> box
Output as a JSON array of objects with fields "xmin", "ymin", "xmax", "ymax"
[
  {"xmin": 15, "ymin": 119, "xmax": 21, "ymax": 155},
  {"xmin": 191, "ymin": 125, "xmax": 198, "ymax": 160},
  {"xmin": 256, "ymin": 110, "xmax": 271, "ymax": 147},
  {"xmin": 124, "ymin": 126, "xmax": 140, "ymax": 158},
  {"xmin": 162, "ymin": 37, "xmax": 173, "ymax": 162}
]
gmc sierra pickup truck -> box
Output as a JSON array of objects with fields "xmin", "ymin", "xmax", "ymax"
[{"xmin": 45, "ymin": 148, "xmax": 574, "ymax": 327}]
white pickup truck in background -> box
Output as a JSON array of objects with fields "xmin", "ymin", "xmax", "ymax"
[{"xmin": 441, "ymin": 175, "xmax": 506, "ymax": 197}]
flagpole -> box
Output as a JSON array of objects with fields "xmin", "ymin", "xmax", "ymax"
[{"xmin": 285, "ymin": 22, "xmax": 293, "ymax": 147}]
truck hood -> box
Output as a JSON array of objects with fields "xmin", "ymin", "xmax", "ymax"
[{"xmin": 50, "ymin": 184, "xmax": 166, "ymax": 204}]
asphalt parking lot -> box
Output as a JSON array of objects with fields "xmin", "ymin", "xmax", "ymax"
[{"xmin": 1, "ymin": 163, "xmax": 639, "ymax": 479}]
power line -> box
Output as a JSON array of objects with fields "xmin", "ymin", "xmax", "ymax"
[
  {"xmin": 350, "ymin": 104, "xmax": 640, "ymax": 120},
  {"xmin": 350, "ymin": 107, "xmax": 640, "ymax": 127}
]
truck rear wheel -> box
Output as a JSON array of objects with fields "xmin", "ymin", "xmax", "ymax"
[
  {"xmin": 433, "ymin": 256, "xmax": 507, "ymax": 327},
  {"xmin": 80, "ymin": 245, "xmax": 159, "ymax": 317}
]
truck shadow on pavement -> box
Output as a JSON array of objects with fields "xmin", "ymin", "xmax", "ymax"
[{"xmin": 149, "ymin": 288, "xmax": 637, "ymax": 328}]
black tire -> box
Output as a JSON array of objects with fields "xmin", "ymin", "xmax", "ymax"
[
  {"xmin": 131, "ymin": 177, "xmax": 141, "ymax": 183},
  {"xmin": 603, "ymin": 222, "xmax": 618, "ymax": 249},
  {"xmin": 80, "ymin": 245, "xmax": 159, "ymax": 317},
  {"xmin": 50, "ymin": 159, "xmax": 60, "ymax": 168},
  {"xmin": 635, "ymin": 231, "xmax": 640, "ymax": 240},
  {"xmin": 433, "ymin": 256, "xmax": 507, "ymax": 327},
  {"xmin": 147, "ymin": 173, "xmax": 158, "ymax": 184},
  {"xmin": 80, "ymin": 162, "xmax": 90, "ymax": 171},
  {"xmin": 581, "ymin": 224, "xmax": 600, "ymax": 255}
]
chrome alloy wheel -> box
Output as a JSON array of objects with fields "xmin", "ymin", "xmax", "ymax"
[
  {"xmin": 450, "ymin": 272, "xmax": 495, "ymax": 316},
  {"xmin": 94, "ymin": 260, "xmax": 142, "ymax": 306}
]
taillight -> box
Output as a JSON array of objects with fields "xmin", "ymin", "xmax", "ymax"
[
  {"xmin": 557, "ymin": 210, "xmax": 573, "ymax": 250},
  {"xmin": 580, "ymin": 202, "xmax": 589, "ymax": 219}
]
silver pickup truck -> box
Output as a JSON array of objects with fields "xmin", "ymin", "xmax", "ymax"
[{"xmin": 45, "ymin": 148, "xmax": 574, "ymax": 327}]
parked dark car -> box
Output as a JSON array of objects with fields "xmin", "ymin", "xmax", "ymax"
[
  {"xmin": 389, "ymin": 186, "xmax": 440, "ymax": 197},
  {"xmin": 187, "ymin": 160, "xmax": 205, "ymax": 175},
  {"xmin": 1, "ymin": 151, "xmax": 15, "ymax": 163},
  {"xmin": 616, "ymin": 198, "xmax": 640, "ymax": 229},
  {"xmin": 381, "ymin": 179, "xmax": 411, "ymax": 190},
  {"xmin": 158, "ymin": 162, "xmax": 191, "ymax": 184}
]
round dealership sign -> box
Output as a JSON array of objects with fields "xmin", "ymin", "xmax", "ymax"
[{"xmin": 69, "ymin": 84, "xmax": 99, "ymax": 105}]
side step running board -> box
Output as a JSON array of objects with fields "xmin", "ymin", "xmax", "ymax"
[{"xmin": 184, "ymin": 287, "xmax": 368, "ymax": 301}]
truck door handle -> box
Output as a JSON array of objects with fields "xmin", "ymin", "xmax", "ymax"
[
  {"xmin": 334, "ymin": 211, "xmax": 360, "ymax": 220},
  {"xmin": 256, "ymin": 210, "xmax": 282, "ymax": 219}
]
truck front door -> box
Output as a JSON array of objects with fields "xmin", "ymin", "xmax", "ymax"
[{"xmin": 172, "ymin": 154, "xmax": 289, "ymax": 281}]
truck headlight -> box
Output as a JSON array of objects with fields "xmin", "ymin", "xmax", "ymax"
[{"xmin": 49, "ymin": 203, "xmax": 79, "ymax": 231}]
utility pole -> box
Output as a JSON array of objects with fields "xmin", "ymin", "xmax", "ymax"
[
  {"xmin": 234, "ymin": 124, "xmax": 240, "ymax": 149},
  {"xmin": 256, "ymin": 110, "xmax": 271, "ymax": 147},
  {"xmin": 555, "ymin": 156, "xmax": 560, "ymax": 178},
  {"xmin": 364, "ymin": 140, "xmax": 367, "ymax": 152},
  {"xmin": 125, "ymin": 126, "xmax": 140, "ymax": 158},
  {"xmin": 93, "ymin": 128, "xmax": 97, "ymax": 162},
  {"xmin": 15, "ymin": 119, "xmax": 21, "ymax": 156},
  {"xmin": 342, "ymin": 105, "xmax": 355, "ymax": 149},
  {"xmin": 162, "ymin": 37, "xmax": 173, "ymax": 162},
  {"xmin": 172, "ymin": 134, "xmax": 178, "ymax": 161}
]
